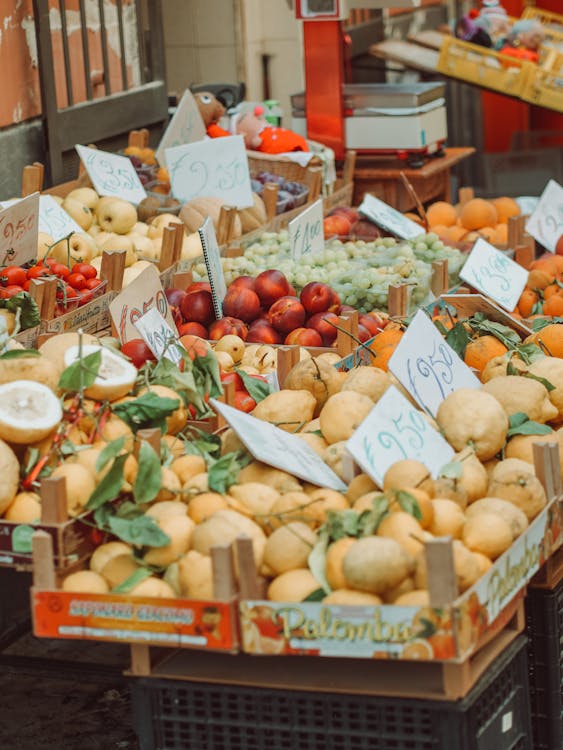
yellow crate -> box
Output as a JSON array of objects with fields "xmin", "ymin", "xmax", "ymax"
[
  {"xmin": 540, "ymin": 47, "xmax": 563, "ymax": 75},
  {"xmin": 437, "ymin": 36, "xmax": 534, "ymax": 98},
  {"xmin": 522, "ymin": 6, "xmax": 563, "ymax": 33},
  {"xmin": 521, "ymin": 65, "xmax": 563, "ymax": 113}
]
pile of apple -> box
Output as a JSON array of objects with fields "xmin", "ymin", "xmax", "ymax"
[{"xmin": 323, "ymin": 205, "xmax": 382, "ymax": 241}]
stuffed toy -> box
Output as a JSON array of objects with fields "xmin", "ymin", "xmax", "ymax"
[
  {"xmin": 498, "ymin": 19, "xmax": 545, "ymax": 63},
  {"xmin": 194, "ymin": 91, "xmax": 231, "ymax": 139},
  {"xmin": 231, "ymin": 109, "xmax": 309, "ymax": 154},
  {"xmin": 478, "ymin": 0, "xmax": 511, "ymax": 48}
]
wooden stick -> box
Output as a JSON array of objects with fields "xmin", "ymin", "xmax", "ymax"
[
  {"xmin": 32, "ymin": 531, "xmax": 56, "ymax": 590},
  {"xmin": 40, "ymin": 477, "xmax": 68, "ymax": 524},
  {"xmin": 458, "ymin": 187, "xmax": 474, "ymax": 206},
  {"xmin": 306, "ymin": 167, "xmax": 323, "ymax": 203},
  {"xmin": 514, "ymin": 243, "xmax": 534, "ymax": 270},
  {"xmin": 276, "ymin": 346, "xmax": 299, "ymax": 388},
  {"xmin": 21, "ymin": 164, "xmax": 44, "ymax": 196},
  {"xmin": 100, "ymin": 250, "xmax": 126, "ymax": 291},
  {"xmin": 236, "ymin": 537, "xmax": 264, "ymax": 599},
  {"xmin": 159, "ymin": 226, "xmax": 178, "ymax": 271},
  {"xmin": 425, "ymin": 537, "xmax": 458, "ymax": 607},
  {"xmin": 431, "ymin": 259, "xmax": 449, "ymax": 297},
  {"xmin": 507, "ymin": 215, "xmax": 524, "ymax": 249},
  {"xmin": 400, "ymin": 171, "xmax": 428, "ymax": 230},
  {"xmin": 533, "ymin": 442, "xmax": 560, "ymax": 501},
  {"xmin": 342, "ymin": 150, "xmax": 357, "ymax": 185},
  {"xmin": 224, "ymin": 244, "xmax": 243, "ymax": 258},
  {"xmin": 211, "ymin": 544, "xmax": 237, "ymax": 600},
  {"xmin": 217, "ymin": 206, "xmax": 238, "ymax": 245},
  {"xmin": 129, "ymin": 645, "xmax": 151, "ymax": 677},
  {"xmin": 30, "ymin": 277, "xmax": 58, "ymax": 319},
  {"xmin": 33, "ymin": 161, "xmax": 45, "ymax": 188},
  {"xmin": 336, "ymin": 310, "xmax": 359, "ymax": 357},
  {"xmin": 263, "ymin": 183, "xmax": 279, "ymax": 220},
  {"xmin": 215, "ymin": 381, "xmax": 236, "ymax": 430},
  {"xmin": 173, "ymin": 222, "xmax": 184, "ymax": 263},
  {"xmin": 388, "ymin": 283, "xmax": 409, "ymax": 317}
]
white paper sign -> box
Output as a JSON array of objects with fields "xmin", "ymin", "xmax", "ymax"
[
  {"xmin": 460, "ymin": 238, "xmax": 528, "ymax": 312},
  {"xmin": 525, "ymin": 179, "xmax": 563, "ymax": 253},
  {"xmin": 76, "ymin": 145, "xmax": 147, "ymax": 205},
  {"xmin": 198, "ymin": 217, "xmax": 227, "ymax": 320},
  {"xmin": 0, "ymin": 192, "xmax": 39, "ymax": 266},
  {"xmin": 359, "ymin": 194, "xmax": 423, "ymax": 240},
  {"xmin": 155, "ymin": 90, "xmax": 207, "ymax": 168},
  {"xmin": 166, "ymin": 135, "xmax": 253, "ymax": 209},
  {"xmin": 289, "ymin": 199, "xmax": 324, "ymax": 260},
  {"xmin": 39, "ymin": 195, "xmax": 82, "ymax": 241},
  {"xmin": 388, "ymin": 310, "xmax": 480, "ymax": 417},
  {"xmin": 134, "ymin": 307, "xmax": 183, "ymax": 365},
  {"xmin": 210, "ymin": 399, "xmax": 347, "ymax": 491},
  {"xmin": 346, "ymin": 385, "xmax": 454, "ymax": 487}
]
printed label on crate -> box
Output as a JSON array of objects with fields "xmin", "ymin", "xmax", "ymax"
[
  {"xmin": 0, "ymin": 191, "xmax": 39, "ymax": 266},
  {"xmin": 166, "ymin": 135, "xmax": 253, "ymax": 208},
  {"xmin": 346, "ymin": 385, "xmax": 454, "ymax": 487},
  {"xmin": 38, "ymin": 195, "xmax": 82, "ymax": 242},
  {"xmin": 441, "ymin": 293, "xmax": 532, "ymax": 337},
  {"xmin": 210, "ymin": 399, "xmax": 347, "ymax": 491},
  {"xmin": 460, "ymin": 238, "xmax": 528, "ymax": 312},
  {"xmin": 76, "ymin": 145, "xmax": 147, "ymax": 205},
  {"xmin": 359, "ymin": 194, "xmax": 422, "ymax": 240},
  {"xmin": 155, "ymin": 89, "xmax": 206, "ymax": 167},
  {"xmin": 289, "ymin": 199, "xmax": 324, "ymax": 260},
  {"xmin": 109, "ymin": 265, "xmax": 175, "ymax": 343},
  {"xmin": 525, "ymin": 179, "xmax": 563, "ymax": 253},
  {"xmin": 134, "ymin": 307, "xmax": 184, "ymax": 365},
  {"xmin": 0, "ymin": 517, "xmax": 92, "ymax": 568},
  {"xmin": 388, "ymin": 310, "xmax": 480, "ymax": 417},
  {"xmin": 239, "ymin": 601, "xmax": 456, "ymax": 659},
  {"xmin": 33, "ymin": 592, "xmax": 237, "ymax": 649},
  {"xmin": 198, "ymin": 216, "xmax": 227, "ymax": 319},
  {"xmin": 40, "ymin": 288, "xmax": 115, "ymax": 336}
]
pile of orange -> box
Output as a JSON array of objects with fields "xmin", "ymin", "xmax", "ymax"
[
  {"xmin": 516, "ymin": 254, "xmax": 563, "ymax": 319},
  {"xmin": 368, "ymin": 323, "xmax": 404, "ymax": 371}
]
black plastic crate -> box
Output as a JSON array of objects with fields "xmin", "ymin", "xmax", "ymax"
[
  {"xmin": 526, "ymin": 578, "xmax": 563, "ymax": 750},
  {"xmin": 132, "ymin": 636, "xmax": 531, "ymax": 750}
]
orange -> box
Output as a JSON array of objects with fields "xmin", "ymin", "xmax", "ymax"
[
  {"xmin": 543, "ymin": 284, "xmax": 561, "ymax": 300},
  {"xmin": 464, "ymin": 335, "xmax": 509, "ymax": 374},
  {"xmin": 428, "ymin": 632, "xmax": 456, "ymax": 659},
  {"xmin": 476, "ymin": 226, "xmax": 498, "ymax": 243},
  {"xmin": 429, "ymin": 224, "xmax": 450, "ymax": 239},
  {"xmin": 156, "ymin": 166, "xmax": 170, "ymax": 183},
  {"xmin": 123, "ymin": 145, "xmax": 143, "ymax": 157},
  {"xmin": 530, "ymin": 256, "xmax": 560, "ymax": 277},
  {"xmin": 527, "ymin": 322, "xmax": 563, "ymax": 356},
  {"xmin": 140, "ymin": 147, "xmax": 157, "ymax": 166},
  {"xmin": 493, "ymin": 196, "xmax": 520, "ymax": 224},
  {"xmin": 460, "ymin": 199, "xmax": 498, "ymax": 231},
  {"xmin": 427, "ymin": 201, "xmax": 458, "ymax": 228},
  {"xmin": 368, "ymin": 325, "xmax": 404, "ymax": 372},
  {"xmin": 517, "ymin": 288, "xmax": 538, "ymax": 318},
  {"xmin": 445, "ymin": 225, "xmax": 467, "ymax": 243},
  {"xmin": 495, "ymin": 223, "xmax": 508, "ymax": 244},
  {"xmin": 542, "ymin": 295, "xmax": 563, "ymax": 318},
  {"xmin": 527, "ymin": 269, "xmax": 555, "ymax": 291}
]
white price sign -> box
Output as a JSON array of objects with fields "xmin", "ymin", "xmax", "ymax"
[
  {"xmin": 346, "ymin": 385, "xmax": 454, "ymax": 487},
  {"xmin": 39, "ymin": 195, "xmax": 82, "ymax": 242},
  {"xmin": 0, "ymin": 192, "xmax": 39, "ymax": 266},
  {"xmin": 525, "ymin": 179, "xmax": 563, "ymax": 253},
  {"xmin": 156, "ymin": 90, "xmax": 206, "ymax": 168},
  {"xmin": 76, "ymin": 145, "xmax": 147, "ymax": 205},
  {"xmin": 166, "ymin": 135, "xmax": 253, "ymax": 209},
  {"xmin": 388, "ymin": 309, "xmax": 480, "ymax": 417},
  {"xmin": 134, "ymin": 307, "xmax": 183, "ymax": 365},
  {"xmin": 289, "ymin": 199, "xmax": 324, "ymax": 260},
  {"xmin": 210, "ymin": 399, "xmax": 347, "ymax": 491},
  {"xmin": 359, "ymin": 194, "xmax": 422, "ymax": 240},
  {"xmin": 198, "ymin": 217, "xmax": 227, "ymax": 320},
  {"xmin": 460, "ymin": 238, "xmax": 528, "ymax": 312}
]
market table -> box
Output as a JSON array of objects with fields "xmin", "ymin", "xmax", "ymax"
[{"xmin": 352, "ymin": 147, "xmax": 476, "ymax": 210}]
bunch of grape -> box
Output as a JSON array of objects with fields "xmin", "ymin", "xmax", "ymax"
[{"xmin": 408, "ymin": 233, "xmax": 466, "ymax": 284}]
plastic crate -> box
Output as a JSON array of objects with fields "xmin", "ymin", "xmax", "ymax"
[
  {"xmin": 525, "ymin": 578, "xmax": 563, "ymax": 750},
  {"xmin": 131, "ymin": 636, "xmax": 532, "ymax": 750},
  {"xmin": 520, "ymin": 66, "xmax": 563, "ymax": 114}
]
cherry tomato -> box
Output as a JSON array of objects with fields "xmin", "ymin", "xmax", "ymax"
[
  {"xmin": 22, "ymin": 279, "xmax": 31, "ymax": 292},
  {"xmin": 72, "ymin": 263, "xmax": 97, "ymax": 280},
  {"xmin": 27, "ymin": 265, "xmax": 51, "ymax": 280},
  {"xmin": 78, "ymin": 290, "xmax": 94, "ymax": 306},
  {"xmin": 120, "ymin": 339, "xmax": 156, "ymax": 368},
  {"xmin": 220, "ymin": 371, "xmax": 244, "ymax": 391},
  {"xmin": 44, "ymin": 257, "xmax": 57, "ymax": 269},
  {"xmin": 51, "ymin": 263, "xmax": 70, "ymax": 279},
  {"xmin": 56, "ymin": 285, "xmax": 79, "ymax": 303},
  {"xmin": 84, "ymin": 278, "xmax": 103, "ymax": 291},
  {"xmin": 234, "ymin": 391, "xmax": 256, "ymax": 413},
  {"xmin": 67, "ymin": 273, "xmax": 87, "ymax": 290},
  {"xmin": 0, "ymin": 285, "xmax": 24, "ymax": 299},
  {"xmin": 0, "ymin": 266, "xmax": 27, "ymax": 287}
]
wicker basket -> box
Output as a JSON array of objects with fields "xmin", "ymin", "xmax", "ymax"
[{"xmin": 247, "ymin": 139, "xmax": 336, "ymax": 191}]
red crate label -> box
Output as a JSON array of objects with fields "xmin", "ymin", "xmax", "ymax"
[{"xmin": 33, "ymin": 591, "xmax": 237, "ymax": 650}]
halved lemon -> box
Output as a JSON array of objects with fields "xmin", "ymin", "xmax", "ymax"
[
  {"xmin": 0, "ymin": 380, "xmax": 62, "ymax": 443},
  {"xmin": 63, "ymin": 344, "xmax": 138, "ymax": 401}
]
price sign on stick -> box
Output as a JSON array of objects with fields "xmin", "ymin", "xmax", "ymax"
[
  {"xmin": 166, "ymin": 135, "xmax": 253, "ymax": 208},
  {"xmin": 134, "ymin": 307, "xmax": 184, "ymax": 365},
  {"xmin": 198, "ymin": 217, "xmax": 227, "ymax": 320},
  {"xmin": 155, "ymin": 90, "xmax": 206, "ymax": 167},
  {"xmin": 0, "ymin": 191, "xmax": 39, "ymax": 266},
  {"xmin": 289, "ymin": 199, "xmax": 324, "ymax": 260},
  {"xmin": 39, "ymin": 195, "xmax": 82, "ymax": 242},
  {"xmin": 460, "ymin": 238, "xmax": 528, "ymax": 312},
  {"xmin": 210, "ymin": 400, "xmax": 347, "ymax": 491},
  {"xmin": 525, "ymin": 179, "xmax": 563, "ymax": 253},
  {"xmin": 346, "ymin": 385, "xmax": 454, "ymax": 487},
  {"xmin": 75, "ymin": 145, "xmax": 147, "ymax": 205},
  {"xmin": 388, "ymin": 309, "xmax": 480, "ymax": 417},
  {"xmin": 359, "ymin": 194, "xmax": 422, "ymax": 240}
]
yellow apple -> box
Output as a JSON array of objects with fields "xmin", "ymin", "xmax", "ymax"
[
  {"xmin": 66, "ymin": 187, "xmax": 99, "ymax": 210},
  {"xmin": 50, "ymin": 232, "xmax": 95, "ymax": 265},
  {"xmin": 99, "ymin": 233, "xmax": 136, "ymax": 267},
  {"xmin": 127, "ymin": 233, "xmax": 158, "ymax": 260},
  {"xmin": 62, "ymin": 197, "xmax": 93, "ymax": 231},
  {"xmin": 97, "ymin": 198, "xmax": 137, "ymax": 235},
  {"xmin": 147, "ymin": 213, "xmax": 183, "ymax": 239},
  {"xmin": 132, "ymin": 221, "xmax": 149, "ymax": 237},
  {"xmin": 181, "ymin": 232, "xmax": 203, "ymax": 260}
]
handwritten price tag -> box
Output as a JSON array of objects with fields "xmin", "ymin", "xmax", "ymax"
[
  {"xmin": 166, "ymin": 135, "xmax": 253, "ymax": 209},
  {"xmin": 289, "ymin": 199, "xmax": 324, "ymax": 260},
  {"xmin": 76, "ymin": 145, "xmax": 147, "ymax": 205},
  {"xmin": 134, "ymin": 307, "xmax": 183, "ymax": 365},
  {"xmin": 359, "ymin": 194, "xmax": 423, "ymax": 240},
  {"xmin": 0, "ymin": 192, "xmax": 39, "ymax": 266},
  {"xmin": 210, "ymin": 400, "xmax": 347, "ymax": 491},
  {"xmin": 198, "ymin": 217, "xmax": 227, "ymax": 320},
  {"xmin": 346, "ymin": 385, "xmax": 454, "ymax": 487},
  {"xmin": 39, "ymin": 195, "xmax": 82, "ymax": 242},
  {"xmin": 155, "ymin": 90, "xmax": 207, "ymax": 168},
  {"xmin": 460, "ymin": 238, "xmax": 528, "ymax": 312},
  {"xmin": 525, "ymin": 179, "xmax": 563, "ymax": 253},
  {"xmin": 388, "ymin": 309, "xmax": 480, "ymax": 417}
]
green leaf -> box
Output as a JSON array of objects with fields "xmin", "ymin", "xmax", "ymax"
[
  {"xmin": 93, "ymin": 504, "xmax": 111, "ymax": 528},
  {"xmin": 108, "ymin": 514, "xmax": 170, "ymax": 547},
  {"xmin": 112, "ymin": 567, "xmax": 153, "ymax": 594},
  {"xmin": 516, "ymin": 343, "xmax": 545, "ymax": 364},
  {"xmin": 523, "ymin": 371, "xmax": 556, "ymax": 392},
  {"xmin": 302, "ymin": 588, "xmax": 325, "ymax": 602},
  {"xmin": 23, "ymin": 447, "xmax": 40, "ymax": 477},
  {"xmin": 151, "ymin": 357, "xmax": 207, "ymax": 416},
  {"xmin": 433, "ymin": 320, "xmax": 448, "ymax": 336},
  {"xmin": 439, "ymin": 461, "xmax": 463, "ymax": 480},
  {"xmin": 310, "ymin": 429, "xmax": 324, "ymax": 437},
  {"xmin": 58, "ymin": 349, "xmax": 102, "ymax": 392},
  {"xmin": 507, "ymin": 420, "xmax": 553, "ymax": 438},
  {"xmin": 531, "ymin": 301, "xmax": 544, "ymax": 316},
  {"xmin": 182, "ymin": 428, "xmax": 222, "ymax": 460},
  {"xmin": 509, "ymin": 412, "xmax": 530, "ymax": 429},
  {"xmin": 96, "ymin": 436, "xmax": 126, "ymax": 474},
  {"xmin": 86, "ymin": 454, "xmax": 127, "ymax": 510},
  {"xmin": 396, "ymin": 490, "xmax": 423, "ymax": 521},
  {"xmin": 324, "ymin": 509, "xmax": 361, "ymax": 541},
  {"xmin": 358, "ymin": 496, "xmax": 389, "ymax": 536},
  {"xmin": 208, "ymin": 451, "xmax": 249, "ymax": 494},
  {"xmin": 0, "ymin": 348, "xmax": 40, "ymax": 360},
  {"xmin": 113, "ymin": 391, "xmax": 180, "ymax": 433},
  {"xmin": 532, "ymin": 317, "xmax": 563, "ymax": 332},
  {"xmin": 115, "ymin": 500, "xmax": 142, "ymax": 518},
  {"xmin": 133, "ymin": 440, "xmax": 163, "ymax": 504},
  {"xmin": 308, "ymin": 538, "xmax": 331, "ymax": 594},
  {"xmin": 445, "ymin": 322, "xmax": 471, "ymax": 358},
  {"xmin": 470, "ymin": 318, "xmax": 521, "ymax": 348},
  {"xmin": 1, "ymin": 292, "xmax": 40, "ymax": 329},
  {"xmin": 235, "ymin": 369, "xmax": 271, "ymax": 403}
]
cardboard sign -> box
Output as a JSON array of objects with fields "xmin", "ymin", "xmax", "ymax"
[
  {"xmin": 109, "ymin": 264, "xmax": 175, "ymax": 343},
  {"xmin": 134, "ymin": 306, "xmax": 183, "ymax": 365},
  {"xmin": 0, "ymin": 191, "xmax": 39, "ymax": 266},
  {"xmin": 39, "ymin": 195, "xmax": 82, "ymax": 242},
  {"xmin": 289, "ymin": 199, "xmax": 324, "ymax": 260},
  {"xmin": 198, "ymin": 217, "xmax": 227, "ymax": 320},
  {"xmin": 359, "ymin": 194, "xmax": 422, "ymax": 240},
  {"xmin": 460, "ymin": 238, "xmax": 528, "ymax": 312},
  {"xmin": 210, "ymin": 399, "xmax": 347, "ymax": 491},
  {"xmin": 75, "ymin": 145, "xmax": 147, "ymax": 205},
  {"xmin": 388, "ymin": 309, "xmax": 480, "ymax": 417},
  {"xmin": 166, "ymin": 135, "xmax": 253, "ymax": 209},
  {"xmin": 525, "ymin": 179, "xmax": 563, "ymax": 253},
  {"xmin": 346, "ymin": 385, "xmax": 454, "ymax": 487},
  {"xmin": 155, "ymin": 89, "xmax": 207, "ymax": 167}
]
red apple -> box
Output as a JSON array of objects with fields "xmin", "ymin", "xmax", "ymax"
[
  {"xmin": 357, "ymin": 324, "xmax": 372, "ymax": 343},
  {"xmin": 268, "ymin": 296, "xmax": 306, "ymax": 334},
  {"xmin": 120, "ymin": 339, "xmax": 156, "ymax": 368},
  {"xmin": 359, "ymin": 314, "xmax": 385, "ymax": 337},
  {"xmin": 339, "ymin": 304, "xmax": 356, "ymax": 314},
  {"xmin": 307, "ymin": 311, "xmax": 339, "ymax": 345},
  {"xmin": 350, "ymin": 219, "xmax": 381, "ymax": 240},
  {"xmin": 288, "ymin": 284, "xmax": 297, "ymax": 297},
  {"xmin": 186, "ymin": 281, "xmax": 212, "ymax": 294},
  {"xmin": 220, "ymin": 371, "xmax": 244, "ymax": 390},
  {"xmin": 328, "ymin": 289, "xmax": 342, "ymax": 314},
  {"xmin": 246, "ymin": 321, "xmax": 283, "ymax": 344},
  {"xmin": 180, "ymin": 289, "xmax": 214, "ymax": 326},
  {"xmin": 164, "ymin": 288, "xmax": 187, "ymax": 327},
  {"xmin": 222, "ymin": 287, "xmax": 261, "ymax": 322},
  {"xmin": 284, "ymin": 327, "xmax": 323, "ymax": 347},
  {"xmin": 254, "ymin": 269, "xmax": 290, "ymax": 308},
  {"xmin": 323, "ymin": 214, "xmax": 352, "ymax": 240},
  {"xmin": 329, "ymin": 206, "xmax": 360, "ymax": 224},
  {"xmin": 208, "ymin": 317, "xmax": 248, "ymax": 340},
  {"xmin": 300, "ymin": 282, "xmax": 333, "ymax": 315},
  {"xmin": 366, "ymin": 310, "xmax": 390, "ymax": 329},
  {"xmin": 178, "ymin": 321, "xmax": 208, "ymax": 338},
  {"xmin": 229, "ymin": 275, "xmax": 257, "ymax": 292}
]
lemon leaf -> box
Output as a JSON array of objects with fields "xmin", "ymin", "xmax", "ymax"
[
  {"xmin": 108, "ymin": 515, "xmax": 170, "ymax": 548},
  {"xmin": 438, "ymin": 460, "xmax": 463, "ymax": 480},
  {"xmin": 59, "ymin": 349, "xmax": 102, "ymax": 392},
  {"xmin": 112, "ymin": 567, "xmax": 152, "ymax": 594},
  {"xmin": 208, "ymin": 451, "xmax": 250, "ymax": 494},
  {"xmin": 235, "ymin": 368, "xmax": 271, "ymax": 403},
  {"xmin": 133, "ymin": 441, "xmax": 162, "ymax": 504},
  {"xmin": 445, "ymin": 322, "xmax": 471, "ymax": 358},
  {"xmin": 96, "ymin": 436, "xmax": 126, "ymax": 473},
  {"xmin": 302, "ymin": 588, "xmax": 325, "ymax": 602},
  {"xmin": 113, "ymin": 391, "xmax": 180, "ymax": 433},
  {"xmin": 396, "ymin": 490, "xmax": 423, "ymax": 521},
  {"xmin": 86, "ymin": 454, "xmax": 127, "ymax": 510},
  {"xmin": 0, "ymin": 349, "xmax": 40, "ymax": 360}
]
